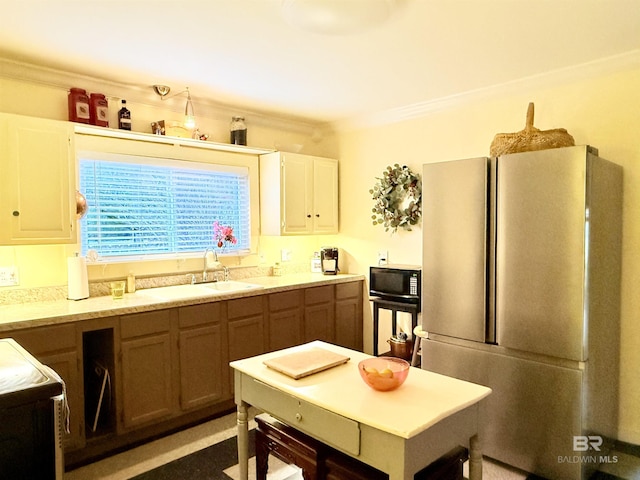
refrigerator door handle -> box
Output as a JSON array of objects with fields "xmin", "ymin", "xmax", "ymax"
[{"xmin": 486, "ymin": 157, "xmax": 497, "ymax": 344}]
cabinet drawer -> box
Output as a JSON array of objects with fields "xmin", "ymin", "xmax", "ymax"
[
  {"xmin": 305, "ymin": 285, "xmax": 333, "ymax": 305},
  {"xmin": 228, "ymin": 296, "xmax": 263, "ymax": 319},
  {"xmin": 336, "ymin": 281, "xmax": 361, "ymax": 300},
  {"xmin": 178, "ymin": 302, "xmax": 222, "ymax": 328},
  {"xmin": 8, "ymin": 323, "xmax": 76, "ymax": 354},
  {"xmin": 121, "ymin": 310, "xmax": 172, "ymax": 338},
  {"xmin": 243, "ymin": 377, "xmax": 360, "ymax": 455},
  {"xmin": 269, "ymin": 290, "xmax": 302, "ymax": 311}
]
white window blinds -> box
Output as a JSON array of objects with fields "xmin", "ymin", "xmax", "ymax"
[{"xmin": 79, "ymin": 157, "xmax": 250, "ymax": 258}]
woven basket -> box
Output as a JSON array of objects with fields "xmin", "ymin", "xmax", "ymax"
[{"xmin": 490, "ymin": 103, "xmax": 574, "ymax": 157}]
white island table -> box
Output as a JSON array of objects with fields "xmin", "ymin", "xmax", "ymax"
[{"xmin": 230, "ymin": 341, "xmax": 491, "ymax": 480}]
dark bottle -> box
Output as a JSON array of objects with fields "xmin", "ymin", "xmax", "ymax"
[
  {"xmin": 118, "ymin": 99, "xmax": 132, "ymax": 130},
  {"xmin": 230, "ymin": 116, "xmax": 247, "ymax": 145}
]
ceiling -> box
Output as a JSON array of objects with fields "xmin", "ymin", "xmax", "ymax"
[{"xmin": 1, "ymin": 0, "xmax": 639, "ymax": 126}]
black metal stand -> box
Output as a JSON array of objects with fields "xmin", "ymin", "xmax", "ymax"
[{"xmin": 370, "ymin": 297, "xmax": 420, "ymax": 356}]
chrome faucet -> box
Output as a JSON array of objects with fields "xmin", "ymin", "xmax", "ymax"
[{"xmin": 203, "ymin": 248, "xmax": 218, "ymax": 282}]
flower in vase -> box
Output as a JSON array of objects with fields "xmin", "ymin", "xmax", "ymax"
[{"xmin": 213, "ymin": 221, "xmax": 237, "ymax": 251}]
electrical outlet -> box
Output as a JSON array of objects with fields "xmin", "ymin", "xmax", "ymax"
[
  {"xmin": 378, "ymin": 251, "xmax": 388, "ymax": 265},
  {"xmin": 0, "ymin": 266, "xmax": 19, "ymax": 286}
]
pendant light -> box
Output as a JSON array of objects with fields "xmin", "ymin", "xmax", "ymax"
[
  {"xmin": 183, "ymin": 87, "xmax": 195, "ymax": 129},
  {"xmin": 153, "ymin": 85, "xmax": 197, "ymax": 129}
]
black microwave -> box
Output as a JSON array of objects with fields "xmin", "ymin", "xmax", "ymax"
[{"xmin": 369, "ymin": 265, "xmax": 421, "ymax": 305}]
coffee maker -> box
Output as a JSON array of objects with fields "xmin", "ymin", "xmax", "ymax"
[{"xmin": 320, "ymin": 247, "xmax": 339, "ymax": 275}]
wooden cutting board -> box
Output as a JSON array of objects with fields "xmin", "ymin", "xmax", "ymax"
[{"xmin": 263, "ymin": 347, "xmax": 350, "ymax": 379}]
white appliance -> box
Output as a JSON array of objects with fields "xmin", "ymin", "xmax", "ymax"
[
  {"xmin": 420, "ymin": 146, "xmax": 622, "ymax": 480},
  {"xmin": 0, "ymin": 338, "xmax": 66, "ymax": 479}
]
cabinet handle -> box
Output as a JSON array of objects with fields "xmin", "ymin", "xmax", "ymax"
[
  {"xmin": 12, "ymin": 211, "xmax": 19, "ymax": 216},
  {"xmin": 306, "ymin": 214, "xmax": 311, "ymax": 218},
  {"xmin": 315, "ymin": 214, "xmax": 320, "ymax": 217},
  {"xmin": 295, "ymin": 412, "xmax": 302, "ymax": 422}
]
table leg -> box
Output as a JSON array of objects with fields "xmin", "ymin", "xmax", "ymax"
[
  {"xmin": 410, "ymin": 335, "xmax": 421, "ymax": 367},
  {"xmin": 469, "ymin": 434, "xmax": 482, "ymax": 480},
  {"xmin": 237, "ymin": 401, "xmax": 249, "ymax": 480},
  {"xmin": 391, "ymin": 310, "xmax": 397, "ymax": 336},
  {"xmin": 373, "ymin": 304, "xmax": 380, "ymax": 356}
]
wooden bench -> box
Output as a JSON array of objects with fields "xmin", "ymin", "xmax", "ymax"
[{"xmin": 256, "ymin": 413, "xmax": 468, "ymax": 480}]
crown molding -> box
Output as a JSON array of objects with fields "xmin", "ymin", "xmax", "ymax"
[{"xmin": 334, "ymin": 49, "xmax": 640, "ymax": 131}]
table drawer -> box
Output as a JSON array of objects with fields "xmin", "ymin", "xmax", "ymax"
[{"xmin": 244, "ymin": 378, "xmax": 360, "ymax": 455}]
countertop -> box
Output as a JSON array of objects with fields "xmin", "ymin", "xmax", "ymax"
[{"xmin": 0, "ymin": 273, "xmax": 364, "ymax": 332}]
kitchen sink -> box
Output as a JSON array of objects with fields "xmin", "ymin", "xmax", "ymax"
[
  {"xmin": 137, "ymin": 280, "xmax": 264, "ymax": 301},
  {"xmin": 203, "ymin": 280, "xmax": 264, "ymax": 292},
  {"xmin": 136, "ymin": 284, "xmax": 219, "ymax": 301}
]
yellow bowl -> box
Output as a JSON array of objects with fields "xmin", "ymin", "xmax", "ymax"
[{"xmin": 358, "ymin": 357, "xmax": 410, "ymax": 392}]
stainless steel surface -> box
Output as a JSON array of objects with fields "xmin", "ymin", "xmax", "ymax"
[
  {"xmin": 202, "ymin": 247, "xmax": 218, "ymax": 282},
  {"xmin": 422, "ymin": 157, "xmax": 489, "ymax": 343},
  {"xmin": 496, "ymin": 148, "xmax": 588, "ymax": 361},
  {"xmin": 421, "ymin": 146, "xmax": 623, "ymax": 480},
  {"xmin": 422, "ymin": 338, "xmax": 589, "ymax": 480}
]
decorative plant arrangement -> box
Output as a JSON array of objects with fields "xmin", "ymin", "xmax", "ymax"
[
  {"xmin": 213, "ymin": 221, "xmax": 237, "ymax": 251},
  {"xmin": 370, "ymin": 164, "xmax": 422, "ymax": 233}
]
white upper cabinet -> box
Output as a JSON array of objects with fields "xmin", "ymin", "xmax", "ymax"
[
  {"xmin": 260, "ymin": 152, "xmax": 338, "ymax": 235},
  {"xmin": 0, "ymin": 113, "xmax": 76, "ymax": 244}
]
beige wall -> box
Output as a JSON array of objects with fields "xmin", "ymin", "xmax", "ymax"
[{"xmin": 335, "ymin": 66, "xmax": 640, "ymax": 444}]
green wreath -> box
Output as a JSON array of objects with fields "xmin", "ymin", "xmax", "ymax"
[{"xmin": 370, "ymin": 164, "xmax": 422, "ymax": 233}]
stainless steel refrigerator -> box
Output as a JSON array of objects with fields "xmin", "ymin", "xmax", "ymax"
[{"xmin": 421, "ymin": 145, "xmax": 622, "ymax": 480}]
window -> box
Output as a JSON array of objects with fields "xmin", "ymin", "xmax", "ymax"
[{"xmin": 79, "ymin": 154, "xmax": 251, "ymax": 259}]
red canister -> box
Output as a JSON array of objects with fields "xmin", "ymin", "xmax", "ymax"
[
  {"xmin": 89, "ymin": 93, "xmax": 109, "ymax": 127},
  {"xmin": 68, "ymin": 88, "xmax": 91, "ymax": 124}
]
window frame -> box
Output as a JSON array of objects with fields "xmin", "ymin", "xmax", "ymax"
[{"xmin": 74, "ymin": 131, "xmax": 261, "ymax": 264}]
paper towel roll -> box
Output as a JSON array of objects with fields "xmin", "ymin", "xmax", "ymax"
[{"xmin": 67, "ymin": 255, "xmax": 89, "ymax": 300}]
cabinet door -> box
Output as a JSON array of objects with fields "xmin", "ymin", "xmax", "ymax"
[
  {"xmin": 0, "ymin": 114, "xmax": 76, "ymax": 244},
  {"xmin": 313, "ymin": 157, "xmax": 339, "ymax": 233},
  {"xmin": 179, "ymin": 324, "xmax": 226, "ymax": 410},
  {"xmin": 120, "ymin": 334, "xmax": 174, "ymax": 429},
  {"xmin": 335, "ymin": 281, "xmax": 363, "ymax": 351},
  {"xmin": 228, "ymin": 297, "xmax": 265, "ymax": 361},
  {"xmin": 304, "ymin": 286, "xmax": 335, "ymax": 343},
  {"xmin": 281, "ymin": 154, "xmax": 313, "ymax": 234},
  {"xmin": 43, "ymin": 350, "xmax": 83, "ymax": 451},
  {"xmin": 120, "ymin": 310, "xmax": 175, "ymax": 430},
  {"xmin": 267, "ymin": 291, "xmax": 303, "ymax": 352},
  {"xmin": 178, "ymin": 303, "xmax": 229, "ymax": 410}
]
